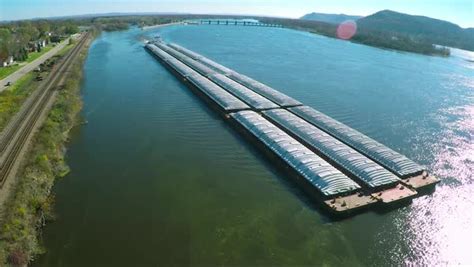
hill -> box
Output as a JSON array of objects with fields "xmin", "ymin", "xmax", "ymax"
[
  {"xmin": 261, "ymin": 15, "xmax": 450, "ymax": 56},
  {"xmin": 301, "ymin": 12, "xmax": 362, "ymax": 24},
  {"xmin": 357, "ymin": 10, "xmax": 474, "ymax": 51}
]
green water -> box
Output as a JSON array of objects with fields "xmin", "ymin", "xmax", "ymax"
[{"xmin": 35, "ymin": 26, "xmax": 473, "ymax": 266}]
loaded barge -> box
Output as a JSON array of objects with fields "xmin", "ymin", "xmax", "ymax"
[{"xmin": 145, "ymin": 40, "xmax": 439, "ymax": 216}]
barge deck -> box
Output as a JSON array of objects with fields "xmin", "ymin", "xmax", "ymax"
[
  {"xmin": 168, "ymin": 43, "xmax": 303, "ymax": 108},
  {"xmin": 289, "ymin": 106, "xmax": 439, "ymax": 190}
]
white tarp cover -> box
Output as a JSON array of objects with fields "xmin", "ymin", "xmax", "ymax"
[
  {"xmin": 209, "ymin": 73, "xmax": 279, "ymax": 110},
  {"xmin": 186, "ymin": 74, "xmax": 250, "ymax": 111},
  {"xmin": 147, "ymin": 44, "xmax": 249, "ymax": 111},
  {"xmin": 231, "ymin": 110, "xmax": 360, "ymax": 197},
  {"xmin": 290, "ymin": 106, "xmax": 425, "ymax": 177},
  {"xmin": 168, "ymin": 43, "xmax": 302, "ymax": 107},
  {"xmin": 264, "ymin": 109, "xmax": 400, "ymax": 187}
]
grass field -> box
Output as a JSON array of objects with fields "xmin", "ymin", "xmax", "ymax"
[
  {"xmin": 26, "ymin": 46, "xmax": 54, "ymax": 63},
  {"xmin": 0, "ymin": 72, "xmax": 41, "ymax": 132},
  {"xmin": 56, "ymin": 42, "xmax": 74, "ymax": 57},
  {"xmin": 0, "ymin": 65, "xmax": 22, "ymax": 80}
]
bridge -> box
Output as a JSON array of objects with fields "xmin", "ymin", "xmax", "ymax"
[{"xmin": 195, "ymin": 20, "xmax": 282, "ymax": 28}]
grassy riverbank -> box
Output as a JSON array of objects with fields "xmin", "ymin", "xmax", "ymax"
[{"xmin": 0, "ymin": 34, "xmax": 92, "ymax": 266}]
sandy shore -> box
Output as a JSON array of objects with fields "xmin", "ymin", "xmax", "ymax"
[{"xmin": 142, "ymin": 22, "xmax": 183, "ymax": 31}]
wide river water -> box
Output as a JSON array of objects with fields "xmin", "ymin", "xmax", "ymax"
[{"xmin": 35, "ymin": 25, "xmax": 473, "ymax": 266}]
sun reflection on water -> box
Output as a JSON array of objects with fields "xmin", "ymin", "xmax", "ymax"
[{"xmin": 403, "ymin": 104, "xmax": 474, "ymax": 265}]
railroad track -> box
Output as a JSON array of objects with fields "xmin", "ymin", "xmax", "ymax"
[
  {"xmin": 0, "ymin": 33, "xmax": 89, "ymax": 153},
  {"xmin": 0, "ymin": 32, "xmax": 89, "ymax": 187}
]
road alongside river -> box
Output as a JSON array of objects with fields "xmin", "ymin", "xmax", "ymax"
[{"xmin": 0, "ymin": 35, "xmax": 79, "ymax": 92}]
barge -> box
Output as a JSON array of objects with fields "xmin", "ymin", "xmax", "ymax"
[
  {"xmin": 168, "ymin": 43, "xmax": 303, "ymax": 108},
  {"xmin": 144, "ymin": 41, "xmax": 439, "ymax": 216},
  {"xmin": 162, "ymin": 42, "xmax": 440, "ymax": 192},
  {"xmin": 288, "ymin": 106, "xmax": 440, "ymax": 191}
]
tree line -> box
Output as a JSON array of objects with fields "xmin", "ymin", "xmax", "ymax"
[
  {"xmin": 259, "ymin": 17, "xmax": 450, "ymax": 56},
  {"xmin": 1, "ymin": 14, "xmax": 453, "ymax": 60},
  {"xmin": 91, "ymin": 14, "xmax": 451, "ymax": 55}
]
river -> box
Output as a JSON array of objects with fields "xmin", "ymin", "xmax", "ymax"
[{"xmin": 35, "ymin": 25, "xmax": 473, "ymax": 266}]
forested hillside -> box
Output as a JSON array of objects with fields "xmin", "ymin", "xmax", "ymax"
[{"xmin": 357, "ymin": 10, "xmax": 474, "ymax": 51}]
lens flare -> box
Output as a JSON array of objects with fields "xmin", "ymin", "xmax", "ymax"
[{"xmin": 337, "ymin": 20, "xmax": 357, "ymax": 40}]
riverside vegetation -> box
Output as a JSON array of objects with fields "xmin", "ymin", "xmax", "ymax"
[
  {"xmin": 259, "ymin": 17, "xmax": 451, "ymax": 56},
  {"xmin": 0, "ymin": 32, "xmax": 93, "ymax": 266},
  {"xmin": 89, "ymin": 13, "xmax": 455, "ymax": 55}
]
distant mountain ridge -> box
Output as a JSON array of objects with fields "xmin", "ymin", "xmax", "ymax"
[
  {"xmin": 357, "ymin": 10, "xmax": 474, "ymax": 51},
  {"xmin": 300, "ymin": 12, "xmax": 362, "ymax": 24}
]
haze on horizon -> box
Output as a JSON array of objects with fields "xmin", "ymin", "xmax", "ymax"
[{"xmin": 1, "ymin": 0, "xmax": 473, "ymax": 28}]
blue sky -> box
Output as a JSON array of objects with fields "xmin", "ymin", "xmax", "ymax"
[{"xmin": 1, "ymin": 0, "xmax": 473, "ymax": 27}]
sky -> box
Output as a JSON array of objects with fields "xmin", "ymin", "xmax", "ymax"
[{"xmin": 1, "ymin": 0, "xmax": 473, "ymax": 28}]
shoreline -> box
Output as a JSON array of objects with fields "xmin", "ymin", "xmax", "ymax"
[
  {"xmin": 0, "ymin": 32, "xmax": 95, "ymax": 266},
  {"xmin": 299, "ymin": 28, "xmax": 451, "ymax": 57},
  {"xmin": 141, "ymin": 22, "xmax": 183, "ymax": 31}
]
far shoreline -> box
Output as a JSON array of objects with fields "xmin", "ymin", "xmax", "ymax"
[{"xmin": 142, "ymin": 22, "xmax": 183, "ymax": 30}]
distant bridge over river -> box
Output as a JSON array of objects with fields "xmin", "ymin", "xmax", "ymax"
[{"xmin": 193, "ymin": 20, "xmax": 283, "ymax": 28}]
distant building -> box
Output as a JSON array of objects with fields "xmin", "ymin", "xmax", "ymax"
[
  {"xmin": 1, "ymin": 56, "xmax": 14, "ymax": 67},
  {"xmin": 28, "ymin": 42, "xmax": 37, "ymax": 52},
  {"xmin": 27, "ymin": 40, "xmax": 47, "ymax": 53},
  {"xmin": 50, "ymin": 35, "xmax": 62, "ymax": 43}
]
